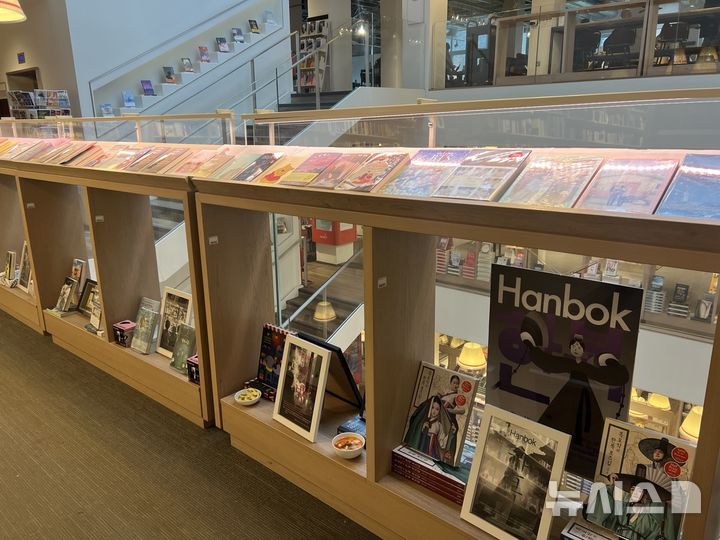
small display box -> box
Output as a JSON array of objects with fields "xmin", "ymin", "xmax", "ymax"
[
  {"xmin": 112, "ymin": 320, "xmax": 136, "ymax": 347},
  {"xmin": 187, "ymin": 354, "xmax": 200, "ymax": 385},
  {"xmin": 309, "ymin": 218, "xmax": 357, "ymax": 264}
]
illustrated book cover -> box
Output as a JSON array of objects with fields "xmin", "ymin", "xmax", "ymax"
[
  {"xmin": 433, "ymin": 149, "xmax": 531, "ymax": 201},
  {"xmin": 279, "ymin": 152, "xmax": 340, "ymax": 186},
  {"xmin": 199, "ymin": 46, "xmax": 210, "ymax": 62},
  {"xmin": 655, "ymin": 153, "xmax": 720, "ymax": 220},
  {"xmin": 256, "ymin": 323, "xmax": 291, "ymax": 392},
  {"xmin": 586, "ymin": 418, "xmax": 696, "ymax": 540},
  {"xmin": 121, "ymin": 90, "xmax": 136, "ymax": 108},
  {"xmin": 402, "ymin": 361, "xmax": 479, "ymax": 467},
  {"xmin": 379, "ymin": 149, "xmax": 470, "ymax": 197},
  {"xmin": 575, "ymin": 159, "xmax": 678, "ymax": 214},
  {"xmin": 249, "ymin": 19, "xmax": 260, "ymax": 33},
  {"xmin": 131, "ymin": 306, "xmax": 159, "ymax": 354},
  {"xmin": 335, "ymin": 152, "xmax": 409, "ymax": 192},
  {"xmin": 209, "ymin": 152, "xmax": 259, "ymax": 179},
  {"xmin": 500, "ymin": 156, "xmax": 603, "ymax": 208},
  {"xmin": 181, "ymin": 58, "xmax": 194, "ymax": 72},
  {"xmin": 170, "ymin": 323, "xmax": 196, "ymax": 374},
  {"xmin": 485, "ymin": 265, "xmax": 643, "ymax": 479},
  {"xmin": 308, "ymin": 153, "xmax": 371, "ymax": 189},
  {"xmin": 233, "ymin": 152, "xmax": 284, "ymax": 182},
  {"xmin": 231, "ymin": 28, "xmax": 245, "ymax": 43},
  {"xmin": 140, "ymin": 80, "xmax": 155, "ymax": 96},
  {"xmin": 216, "ymin": 37, "xmax": 230, "ymax": 52},
  {"xmin": 162, "ymin": 66, "xmax": 177, "ymax": 83}
]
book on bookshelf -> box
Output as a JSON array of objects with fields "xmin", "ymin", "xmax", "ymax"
[
  {"xmin": 575, "ymin": 159, "xmax": 678, "ymax": 214},
  {"xmin": 380, "ymin": 149, "xmax": 470, "ymax": 197}
]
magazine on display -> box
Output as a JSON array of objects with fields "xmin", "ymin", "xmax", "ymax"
[
  {"xmin": 191, "ymin": 150, "xmax": 237, "ymax": 178},
  {"xmin": 587, "ymin": 418, "xmax": 696, "ymax": 540},
  {"xmin": 656, "ymin": 154, "xmax": 720, "ymax": 219},
  {"xmin": 17, "ymin": 242, "xmax": 31, "ymax": 294},
  {"xmin": 402, "ymin": 362, "xmax": 479, "ymax": 467},
  {"xmin": 256, "ymin": 155, "xmax": 305, "ymax": 184},
  {"xmin": 181, "ymin": 58, "xmax": 194, "ymax": 72},
  {"xmin": 0, "ymin": 139, "xmax": 41, "ymax": 160},
  {"xmin": 170, "ymin": 323, "xmax": 196, "ymax": 373},
  {"xmin": 231, "ymin": 27, "xmax": 245, "ymax": 43},
  {"xmin": 379, "ymin": 149, "xmax": 470, "ymax": 197},
  {"xmin": 157, "ymin": 287, "xmax": 193, "ymax": 358},
  {"xmin": 279, "ymin": 152, "xmax": 340, "ymax": 186},
  {"xmin": 140, "ymin": 80, "xmax": 155, "ymax": 96},
  {"xmin": 121, "ymin": 90, "xmax": 136, "ymax": 108},
  {"xmin": 199, "ymin": 46, "xmax": 210, "ymax": 62},
  {"xmin": 210, "ymin": 152, "xmax": 260, "ymax": 179},
  {"xmin": 135, "ymin": 147, "xmax": 192, "ymax": 174},
  {"xmin": 500, "ymin": 155, "xmax": 603, "ymax": 208},
  {"xmin": 272, "ymin": 334, "xmax": 331, "ymax": 442},
  {"xmin": 432, "ymin": 149, "xmax": 531, "ymax": 201},
  {"xmin": 216, "ymin": 37, "xmax": 230, "ymax": 52},
  {"xmin": 249, "ymin": 323, "xmax": 292, "ymax": 400},
  {"xmin": 233, "ymin": 152, "xmax": 284, "ymax": 182},
  {"xmin": 162, "ymin": 67, "xmax": 177, "ymax": 83},
  {"xmin": 170, "ymin": 149, "xmax": 222, "ymax": 175},
  {"xmin": 576, "ymin": 159, "xmax": 678, "ymax": 214},
  {"xmin": 308, "ymin": 153, "xmax": 371, "ymax": 189},
  {"xmin": 44, "ymin": 141, "xmax": 97, "ymax": 166},
  {"xmin": 461, "ymin": 405, "xmax": 570, "ymax": 540},
  {"xmin": 335, "ymin": 152, "xmax": 409, "ymax": 192},
  {"xmin": 485, "ymin": 265, "xmax": 643, "ymax": 479}
]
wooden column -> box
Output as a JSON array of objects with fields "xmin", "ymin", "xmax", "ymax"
[{"xmin": 0, "ymin": 174, "xmax": 24, "ymax": 255}]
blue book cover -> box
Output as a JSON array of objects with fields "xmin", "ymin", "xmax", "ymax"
[
  {"xmin": 121, "ymin": 90, "xmax": 135, "ymax": 108},
  {"xmin": 656, "ymin": 154, "xmax": 720, "ymax": 219}
]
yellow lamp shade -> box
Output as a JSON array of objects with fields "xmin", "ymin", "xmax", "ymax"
[
  {"xmin": 438, "ymin": 334, "xmax": 449, "ymax": 346},
  {"xmin": 647, "ymin": 392, "xmax": 671, "ymax": 411},
  {"xmin": 0, "ymin": 0, "xmax": 26, "ymax": 23},
  {"xmin": 313, "ymin": 300, "xmax": 336, "ymax": 322},
  {"xmin": 679, "ymin": 406, "xmax": 703, "ymax": 441},
  {"xmin": 458, "ymin": 341, "xmax": 487, "ymax": 369}
]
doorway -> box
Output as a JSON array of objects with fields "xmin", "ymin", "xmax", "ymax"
[{"xmin": 6, "ymin": 67, "xmax": 42, "ymax": 91}]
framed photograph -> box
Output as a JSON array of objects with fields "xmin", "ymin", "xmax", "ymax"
[
  {"xmin": 3, "ymin": 250, "xmax": 16, "ymax": 283},
  {"xmin": 157, "ymin": 287, "xmax": 193, "ymax": 358},
  {"xmin": 461, "ymin": 405, "xmax": 570, "ymax": 540},
  {"xmin": 55, "ymin": 277, "xmax": 78, "ymax": 312},
  {"xmin": 89, "ymin": 297, "xmax": 102, "ymax": 331},
  {"xmin": 77, "ymin": 279, "xmax": 99, "ymax": 316},
  {"xmin": 17, "ymin": 241, "xmax": 31, "ymax": 293},
  {"xmin": 180, "ymin": 57, "xmax": 194, "ymax": 72},
  {"xmin": 272, "ymin": 334, "xmax": 331, "ymax": 442},
  {"xmin": 248, "ymin": 19, "xmax": 260, "ymax": 33}
]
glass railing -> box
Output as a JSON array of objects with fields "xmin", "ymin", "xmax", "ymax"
[{"xmin": 432, "ymin": 0, "xmax": 720, "ymax": 89}]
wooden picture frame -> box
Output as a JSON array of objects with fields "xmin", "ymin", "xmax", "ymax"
[
  {"xmin": 17, "ymin": 241, "xmax": 31, "ymax": 293},
  {"xmin": 461, "ymin": 405, "xmax": 570, "ymax": 540},
  {"xmin": 77, "ymin": 278, "xmax": 99, "ymax": 316},
  {"xmin": 272, "ymin": 334, "xmax": 331, "ymax": 443},
  {"xmin": 157, "ymin": 287, "xmax": 193, "ymax": 358}
]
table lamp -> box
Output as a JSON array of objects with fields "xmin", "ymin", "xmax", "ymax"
[
  {"xmin": 647, "ymin": 392, "xmax": 671, "ymax": 411},
  {"xmin": 0, "ymin": 0, "xmax": 25, "ymax": 23},
  {"xmin": 458, "ymin": 341, "xmax": 486, "ymax": 370},
  {"xmin": 313, "ymin": 300, "xmax": 336, "ymax": 322},
  {"xmin": 679, "ymin": 406, "xmax": 703, "ymax": 441}
]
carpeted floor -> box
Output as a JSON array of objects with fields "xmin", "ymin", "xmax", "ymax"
[{"xmin": 0, "ymin": 310, "xmax": 377, "ymax": 539}]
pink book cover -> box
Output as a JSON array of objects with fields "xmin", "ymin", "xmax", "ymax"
[
  {"xmin": 500, "ymin": 155, "xmax": 604, "ymax": 208},
  {"xmin": 335, "ymin": 152, "xmax": 409, "ymax": 192},
  {"xmin": 280, "ymin": 152, "xmax": 341, "ymax": 186},
  {"xmin": 575, "ymin": 158, "xmax": 678, "ymax": 214},
  {"xmin": 171, "ymin": 149, "xmax": 222, "ymax": 174},
  {"xmin": 309, "ymin": 153, "xmax": 371, "ymax": 189}
]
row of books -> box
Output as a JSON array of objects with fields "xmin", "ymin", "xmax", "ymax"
[
  {"xmin": 2, "ymin": 138, "xmax": 720, "ymax": 221},
  {"xmin": 8, "ymin": 89, "xmax": 71, "ymax": 110}
]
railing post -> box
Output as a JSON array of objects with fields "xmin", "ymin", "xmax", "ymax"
[
  {"xmin": 314, "ymin": 50, "xmax": 321, "ymax": 110},
  {"xmin": 133, "ymin": 116, "xmax": 142, "ymax": 142},
  {"xmin": 428, "ymin": 115, "xmax": 436, "ymax": 148},
  {"xmin": 295, "ymin": 32, "xmax": 302, "ymax": 94},
  {"xmin": 250, "ymin": 58, "xmax": 258, "ymax": 112},
  {"xmin": 11, "ymin": 121, "xmax": 17, "ymax": 138},
  {"xmin": 268, "ymin": 122, "xmax": 276, "ymax": 145},
  {"xmin": 161, "ymin": 118, "xmax": 167, "ymax": 143},
  {"xmin": 275, "ymin": 67, "xmax": 280, "ymax": 109}
]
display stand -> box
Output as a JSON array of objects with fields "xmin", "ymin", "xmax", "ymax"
[
  {"xmin": 6, "ymin": 161, "xmax": 214, "ymax": 428},
  {"xmin": 0, "ymin": 170, "xmax": 44, "ymax": 333}
]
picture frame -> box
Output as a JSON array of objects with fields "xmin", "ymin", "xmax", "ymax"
[
  {"xmin": 461, "ymin": 405, "xmax": 570, "ymax": 540},
  {"xmin": 77, "ymin": 279, "xmax": 99, "ymax": 317},
  {"xmin": 272, "ymin": 334, "xmax": 331, "ymax": 442},
  {"xmin": 157, "ymin": 287, "xmax": 193, "ymax": 358},
  {"xmin": 180, "ymin": 57, "xmax": 194, "ymax": 72},
  {"xmin": 54, "ymin": 277, "xmax": 78, "ymax": 312},
  {"xmin": 17, "ymin": 241, "xmax": 31, "ymax": 293},
  {"xmin": 248, "ymin": 19, "xmax": 260, "ymax": 33},
  {"xmin": 3, "ymin": 250, "xmax": 16, "ymax": 284}
]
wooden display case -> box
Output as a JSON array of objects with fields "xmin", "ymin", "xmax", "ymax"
[
  {"xmin": 192, "ymin": 174, "xmax": 720, "ymax": 539},
  {"xmin": 3, "ymin": 161, "xmax": 214, "ymax": 428}
]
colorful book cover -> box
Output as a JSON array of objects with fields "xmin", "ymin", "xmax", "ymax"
[
  {"xmin": 192, "ymin": 149, "xmax": 237, "ymax": 178},
  {"xmin": 100, "ymin": 146, "xmax": 152, "ymax": 171},
  {"xmin": 170, "ymin": 323, "xmax": 196, "ymax": 373},
  {"xmin": 335, "ymin": 152, "xmax": 409, "ymax": 192},
  {"xmin": 162, "ymin": 66, "xmax": 177, "ymax": 83},
  {"xmin": 500, "ymin": 156, "xmax": 603, "ymax": 208},
  {"xmin": 308, "ymin": 153, "xmax": 371, "ymax": 189},
  {"xmin": 140, "ymin": 80, "xmax": 155, "ymax": 96},
  {"xmin": 280, "ymin": 152, "xmax": 341, "ymax": 186},
  {"xmin": 199, "ymin": 46, "xmax": 210, "ymax": 62},
  {"xmin": 129, "ymin": 147, "xmax": 190, "ymax": 174},
  {"xmin": 44, "ymin": 142, "xmax": 97, "ymax": 165},
  {"xmin": 71, "ymin": 144, "xmax": 124, "ymax": 168},
  {"xmin": 180, "ymin": 58, "xmax": 194, "ymax": 72},
  {"xmin": 587, "ymin": 418, "xmax": 696, "ymax": 540},
  {"xmin": 210, "ymin": 153, "xmax": 260, "ymax": 179},
  {"xmin": 17, "ymin": 139, "xmax": 71, "ymax": 162},
  {"xmin": 233, "ymin": 152, "xmax": 284, "ymax": 182},
  {"xmin": 249, "ymin": 19, "xmax": 260, "ymax": 33},
  {"xmin": 170, "ymin": 149, "xmax": 222, "ymax": 174},
  {"xmin": 402, "ymin": 361, "xmax": 479, "ymax": 467},
  {"xmin": 216, "ymin": 37, "xmax": 230, "ymax": 52},
  {"xmin": 121, "ymin": 90, "xmax": 136, "ymax": 108},
  {"xmin": 576, "ymin": 159, "xmax": 678, "ymax": 214},
  {"xmin": 256, "ymin": 156, "xmax": 306, "ymax": 184},
  {"xmin": 380, "ymin": 150, "xmax": 470, "ymax": 197},
  {"xmin": 0, "ymin": 139, "xmax": 41, "ymax": 160},
  {"xmin": 655, "ymin": 154, "xmax": 720, "ymax": 220},
  {"xmin": 433, "ymin": 149, "xmax": 531, "ymax": 201},
  {"xmin": 256, "ymin": 323, "xmax": 289, "ymax": 389},
  {"xmin": 131, "ymin": 306, "xmax": 159, "ymax": 354},
  {"xmin": 486, "ymin": 265, "xmax": 643, "ymax": 478}
]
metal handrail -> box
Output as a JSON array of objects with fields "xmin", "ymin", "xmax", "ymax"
[{"xmin": 282, "ymin": 247, "xmax": 363, "ymax": 329}]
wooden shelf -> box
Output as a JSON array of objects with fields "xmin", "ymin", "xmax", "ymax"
[{"xmin": 0, "ymin": 285, "xmax": 43, "ymax": 333}]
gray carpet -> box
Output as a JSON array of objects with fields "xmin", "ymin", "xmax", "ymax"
[{"xmin": 0, "ymin": 310, "xmax": 377, "ymax": 539}]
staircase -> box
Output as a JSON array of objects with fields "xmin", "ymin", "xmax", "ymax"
[
  {"xmin": 150, "ymin": 197, "xmax": 185, "ymax": 240},
  {"xmin": 281, "ymin": 285, "xmax": 359, "ymax": 337}
]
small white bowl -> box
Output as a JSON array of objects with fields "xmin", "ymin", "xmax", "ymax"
[
  {"xmin": 331, "ymin": 432, "xmax": 365, "ymax": 459},
  {"xmin": 234, "ymin": 388, "xmax": 261, "ymax": 406}
]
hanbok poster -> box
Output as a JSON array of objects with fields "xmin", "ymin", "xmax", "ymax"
[
  {"xmin": 402, "ymin": 362, "xmax": 479, "ymax": 467},
  {"xmin": 486, "ymin": 265, "xmax": 642, "ymax": 478}
]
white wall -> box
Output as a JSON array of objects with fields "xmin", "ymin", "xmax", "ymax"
[
  {"xmin": 0, "ymin": 0, "xmax": 80, "ymax": 113},
  {"xmin": 308, "ymin": 0, "xmax": 352, "ymax": 92}
]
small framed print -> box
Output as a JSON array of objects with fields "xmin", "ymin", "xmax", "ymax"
[
  {"xmin": 17, "ymin": 241, "xmax": 31, "ymax": 293},
  {"xmin": 157, "ymin": 287, "xmax": 193, "ymax": 358},
  {"xmin": 272, "ymin": 334, "xmax": 331, "ymax": 442},
  {"xmin": 461, "ymin": 405, "xmax": 570, "ymax": 540},
  {"xmin": 77, "ymin": 279, "xmax": 99, "ymax": 317}
]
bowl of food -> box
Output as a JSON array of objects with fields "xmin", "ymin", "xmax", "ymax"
[
  {"xmin": 331, "ymin": 432, "xmax": 365, "ymax": 459},
  {"xmin": 234, "ymin": 387, "xmax": 261, "ymax": 406}
]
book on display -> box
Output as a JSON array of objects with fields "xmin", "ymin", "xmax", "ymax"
[
  {"xmin": 162, "ymin": 67, "xmax": 177, "ymax": 83},
  {"xmin": 575, "ymin": 159, "xmax": 678, "ymax": 214},
  {"xmin": 279, "ymin": 152, "xmax": 340, "ymax": 186},
  {"xmin": 379, "ymin": 149, "xmax": 470, "ymax": 197},
  {"xmin": 43, "ymin": 141, "xmax": 97, "ymax": 165},
  {"xmin": 210, "ymin": 152, "xmax": 260, "ymax": 179},
  {"xmin": 433, "ymin": 149, "xmax": 531, "ymax": 201},
  {"xmin": 140, "ymin": 80, "xmax": 155, "ymax": 96},
  {"xmin": 500, "ymin": 155, "xmax": 603, "ymax": 208},
  {"xmin": 655, "ymin": 154, "xmax": 720, "ymax": 219},
  {"xmin": 308, "ymin": 153, "xmax": 371, "ymax": 189},
  {"xmin": 170, "ymin": 149, "xmax": 223, "ymax": 175},
  {"xmin": 121, "ymin": 90, "xmax": 136, "ymax": 108},
  {"xmin": 216, "ymin": 37, "xmax": 230, "ymax": 52},
  {"xmin": 181, "ymin": 58, "xmax": 194, "ymax": 72},
  {"xmin": 199, "ymin": 46, "xmax": 210, "ymax": 62},
  {"xmin": 191, "ymin": 148, "xmax": 238, "ymax": 178},
  {"xmin": 256, "ymin": 155, "xmax": 306, "ymax": 184},
  {"xmin": 334, "ymin": 152, "xmax": 409, "ymax": 192},
  {"xmin": 233, "ymin": 152, "xmax": 284, "ymax": 182}
]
